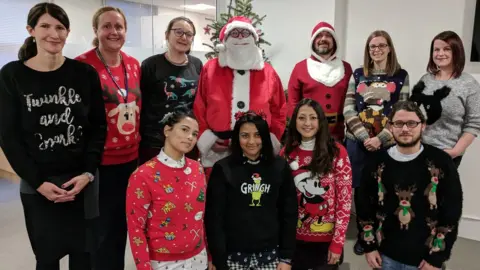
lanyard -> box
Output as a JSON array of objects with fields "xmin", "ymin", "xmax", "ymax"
[{"xmin": 96, "ymin": 47, "xmax": 129, "ymax": 104}]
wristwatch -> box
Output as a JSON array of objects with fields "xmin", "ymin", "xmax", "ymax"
[{"xmin": 82, "ymin": 172, "xmax": 95, "ymax": 182}]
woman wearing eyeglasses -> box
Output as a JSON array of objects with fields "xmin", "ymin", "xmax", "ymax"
[
  {"xmin": 139, "ymin": 17, "xmax": 203, "ymax": 164},
  {"xmin": 342, "ymin": 30, "xmax": 409, "ymax": 256}
]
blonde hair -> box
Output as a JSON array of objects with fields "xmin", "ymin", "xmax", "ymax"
[
  {"xmin": 92, "ymin": 6, "xmax": 127, "ymax": 47},
  {"xmin": 363, "ymin": 30, "xmax": 401, "ymax": 77}
]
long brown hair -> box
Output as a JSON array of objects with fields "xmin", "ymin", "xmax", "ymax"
[
  {"xmin": 92, "ymin": 6, "xmax": 127, "ymax": 47},
  {"xmin": 363, "ymin": 30, "xmax": 401, "ymax": 77},
  {"xmin": 427, "ymin": 31, "xmax": 465, "ymax": 79},
  {"xmin": 284, "ymin": 99, "xmax": 339, "ymax": 176},
  {"xmin": 18, "ymin": 2, "xmax": 70, "ymax": 61}
]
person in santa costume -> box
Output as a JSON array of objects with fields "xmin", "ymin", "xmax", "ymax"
[
  {"xmin": 287, "ymin": 21, "xmax": 352, "ymax": 142},
  {"xmin": 193, "ymin": 16, "xmax": 286, "ymax": 176}
]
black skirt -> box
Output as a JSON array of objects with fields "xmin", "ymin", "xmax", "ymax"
[{"xmin": 21, "ymin": 191, "xmax": 90, "ymax": 263}]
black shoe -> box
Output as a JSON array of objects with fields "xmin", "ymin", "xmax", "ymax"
[{"xmin": 353, "ymin": 240, "xmax": 364, "ymax": 255}]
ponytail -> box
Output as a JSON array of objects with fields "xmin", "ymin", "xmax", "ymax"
[
  {"xmin": 18, "ymin": 36, "xmax": 37, "ymax": 61},
  {"xmin": 92, "ymin": 37, "xmax": 99, "ymax": 47}
]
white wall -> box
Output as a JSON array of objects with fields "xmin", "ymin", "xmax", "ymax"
[{"xmin": 251, "ymin": 0, "xmax": 338, "ymax": 88}]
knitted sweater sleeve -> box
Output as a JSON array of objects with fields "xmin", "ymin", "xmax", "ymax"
[
  {"xmin": 329, "ymin": 145, "xmax": 353, "ymax": 254},
  {"xmin": 424, "ymin": 155, "xmax": 463, "ymax": 268},
  {"xmin": 355, "ymin": 155, "xmax": 380, "ymax": 253},
  {"xmin": 126, "ymin": 170, "xmax": 153, "ymax": 270},
  {"xmin": 343, "ymin": 73, "xmax": 370, "ymax": 142},
  {"xmin": 204, "ymin": 162, "xmax": 228, "ymax": 270}
]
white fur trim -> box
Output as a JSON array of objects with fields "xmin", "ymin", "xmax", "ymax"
[
  {"xmin": 294, "ymin": 171, "xmax": 312, "ymax": 187},
  {"xmin": 197, "ymin": 129, "xmax": 218, "ymax": 155},
  {"xmin": 200, "ymin": 150, "xmax": 231, "ymax": 168},
  {"xmin": 306, "ymin": 57, "xmax": 345, "ymax": 87},
  {"xmin": 225, "ymin": 21, "xmax": 259, "ymax": 41},
  {"xmin": 270, "ymin": 133, "xmax": 281, "ymax": 155},
  {"xmin": 215, "ymin": 43, "xmax": 226, "ymax": 52},
  {"xmin": 231, "ymin": 71, "xmax": 251, "ymax": 128},
  {"xmin": 310, "ymin": 26, "xmax": 339, "ymax": 62}
]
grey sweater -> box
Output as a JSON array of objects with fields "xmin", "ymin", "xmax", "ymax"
[{"xmin": 419, "ymin": 72, "xmax": 480, "ymax": 151}]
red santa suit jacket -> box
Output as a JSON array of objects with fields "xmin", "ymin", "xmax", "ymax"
[
  {"xmin": 287, "ymin": 22, "xmax": 352, "ymax": 141},
  {"xmin": 193, "ymin": 58, "xmax": 286, "ymax": 168}
]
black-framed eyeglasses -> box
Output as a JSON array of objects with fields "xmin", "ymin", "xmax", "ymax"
[
  {"xmin": 171, "ymin": 28, "xmax": 194, "ymax": 39},
  {"xmin": 390, "ymin": 121, "xmax": 422, "ymax": 129},
  {"xmin": 369, "ymin": 43, "xmax": 389, "ymax": 51},
  {"xmin": 229, "ymin": 29, "xmax": 252, "ymax": 38}
]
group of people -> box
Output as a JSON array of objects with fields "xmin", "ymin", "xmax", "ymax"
[{"xmin": 0, "ymin": 2, "xmax": 479, "ymax": 270}]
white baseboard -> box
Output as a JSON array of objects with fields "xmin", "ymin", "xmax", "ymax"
[{"xmin": 458, "ymin": 215, "xmax": 480, "ymax": 241}]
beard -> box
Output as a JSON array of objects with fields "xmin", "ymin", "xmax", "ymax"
[
  {"xmin": 314, "ymin": 42, "xmax": 334, "ymax": 56},
  {"xmin": 219, "ymin": 36, "xmax": 263, "ymax": 70},
  {"xmin": 394, "ymin": 132, "xmax": 422, "ymax": 148}
]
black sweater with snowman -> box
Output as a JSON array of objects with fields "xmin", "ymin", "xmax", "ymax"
[{"xmin": 356, "ymin": 144, "xmax": 462, "ymax": 268}]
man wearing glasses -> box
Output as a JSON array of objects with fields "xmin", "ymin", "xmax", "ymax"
[
  {"xmin": 287, "ymin": 21, "xmax": 352, "ymax": 142},
  {"xmin": 355, "ymin": 101, "xmax": 462, "ymax": 270},
  {"xmin": 193, "ymin": 16, "xmax": 286, "ymax": 178}
]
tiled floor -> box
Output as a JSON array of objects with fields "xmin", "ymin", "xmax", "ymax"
[{"xmin": 0, "ymin": 179, "xmax": 477, "ymax": 270}]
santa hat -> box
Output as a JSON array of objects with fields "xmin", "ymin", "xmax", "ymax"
[
  {"xmin": 290, "ymin": 162, "xmax": 312, "ymax": 186},
  {"xmin": 216, "ymin": 16, "xmax": 259, "ymax": 52},
  {"xmin": 310, "ymin": 21, "xmax": 339, "ymax": 61}
]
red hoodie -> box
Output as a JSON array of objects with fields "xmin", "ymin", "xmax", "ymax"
[{"xmin": 75, "ymin": 49, "xmax": 141, "ymax": 165}]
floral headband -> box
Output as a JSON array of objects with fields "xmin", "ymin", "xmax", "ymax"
[{"xmin": 234, "ymin": 110, "xmax": 267, "ymax": 121}]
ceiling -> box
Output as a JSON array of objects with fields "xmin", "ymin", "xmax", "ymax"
[{"xmin": 124, "ymin": 0, "xmax": 217, "ymax": 16}]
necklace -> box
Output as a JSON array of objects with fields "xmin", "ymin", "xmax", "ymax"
[
  {"xmin": 166, "ymin": 52, "xmax": 188, "ymax": 66},
  {"xmin": 96, "ymin": 48, "xmax": 129, "ymax": 106}
]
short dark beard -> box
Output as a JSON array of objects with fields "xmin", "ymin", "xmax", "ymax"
[{"xmin": 395, "ymin": 133, "xmax": 422, "ymax": 148}]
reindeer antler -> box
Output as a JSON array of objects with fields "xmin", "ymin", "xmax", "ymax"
[{"xmin": 102, "ymin": 85, "xmax": 120, "ymax": 104}]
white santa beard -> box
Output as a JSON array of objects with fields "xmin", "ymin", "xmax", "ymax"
[{"xmin": 220, "ymin": 37, "xmax": 263, "ymax": 70}]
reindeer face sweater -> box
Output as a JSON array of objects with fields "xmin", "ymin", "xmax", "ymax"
[
  {"xmin": 281, "ymin": 141, "xmax": 352, "ymax": 254},
  {"xmin": 126, "ymin": 151, "xmax": 207, "ymax": 269},
  {"xmin": 76, "ymin": 49, "xmax": 142, "ymax": 165},
  {"xmin": 355, "ymin": 144, "xmax": 463, "ymax": 268}
]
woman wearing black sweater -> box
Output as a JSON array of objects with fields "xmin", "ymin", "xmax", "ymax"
[
  {"xmin": 139, "ymin": 16, "xmax": 203, "ymax": 163},
  {"xmin": 205, "ymin": 111, "xmax": 298, "ymax": 270},
  {"xmin": 0, "ymin": 3, "xmax": 106, "ymax": 270}
]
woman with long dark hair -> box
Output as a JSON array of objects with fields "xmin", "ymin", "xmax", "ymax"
[
  {"xmin": 75, "ymin": 6, "xmax": 141, "ymax": 269},
  {"xmin": 282, "ymin": 99, "xmax": 352, "ymax": 270},
  {"xmin": 139, "ymin": 16, "xmax": 203, "ymax": 164},
  {"xmin": 0, "ymin": 2, "xmax": 106, "ymax": 269},
  {"xmin": 205, "ymin": 111, "xmax": 297, "ymax": 270}
]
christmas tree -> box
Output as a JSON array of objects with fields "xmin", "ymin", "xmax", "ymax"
[
  {"xmin": 202, "ymin": 0, "xmax": 270, "ymax": 61},
  {"xmin": 196, "ymin": 188, "xmax": 205, "ymax": 202}
]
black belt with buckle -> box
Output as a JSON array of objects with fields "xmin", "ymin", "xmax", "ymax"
[
  {"xmin": 213, "ymin": 130, "xmax": 232, "ymax": 140},
  {"xmin": 326, "ymin": 114, "xmax": 345, "ymax": 124}
]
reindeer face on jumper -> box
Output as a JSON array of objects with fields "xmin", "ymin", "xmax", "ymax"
[
  {"xmin": 396, "ymin": 186, "xmax": 416, "ymax": 207},
  {"xmin": 357, "ymin": 81, "xmax": 396, "ymax": 110},
  {"xmin": 104, "ymin": 86, "xmax": 140, "ymax": 135}
]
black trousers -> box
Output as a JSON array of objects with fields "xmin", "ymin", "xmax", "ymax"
[
  {"xmin": 21, "ymin": 193, "xmax": 92, "ymax": 270},
  {"xmin": 292, "ymin": 241, "xmax": 343, "ymax": 270},
  {"xmin": 93, "ymin": 159, "xmax": 138, "ymax": 270}
]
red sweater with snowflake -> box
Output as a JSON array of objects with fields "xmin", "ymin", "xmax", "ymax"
[
  {"xmin": 75, "ymin": 49, "xmax": 142, "ymax": 165},
  {"xmin": 126, "ymin": 154, "xmax": 207, "ymax": 270},
  {"xmin": 281, "ymin": 141, "xmax": 352, "ymax": 254}
]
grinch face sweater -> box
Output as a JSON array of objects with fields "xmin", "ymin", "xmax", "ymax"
[
  {"xmin": 355, "ymin": 144, "xmax": 462, "ymax": 268},
  {"xmin": 281, "ymin": 140, "xmax": 352, "ymax": 255},
  {"xmin": 126, "ymin": 150, "xmax": 207, "ymax": 270}
]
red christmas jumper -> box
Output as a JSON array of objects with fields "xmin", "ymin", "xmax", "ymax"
[
  {"xmin": 76, "ymin": 49, "xmax": 142, "ymax": 165},
  {"xmin": 281, "ymin": 141, "xmax": 352, "ymax": 254},
  {"xmin": 126, "ymin": 152, "xmax": 207, "ymax": 270}
]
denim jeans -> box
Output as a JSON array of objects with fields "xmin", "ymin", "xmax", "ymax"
[{"xmin": 380, "ymin": 255, "xmax": 418, "ymax": 270}]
